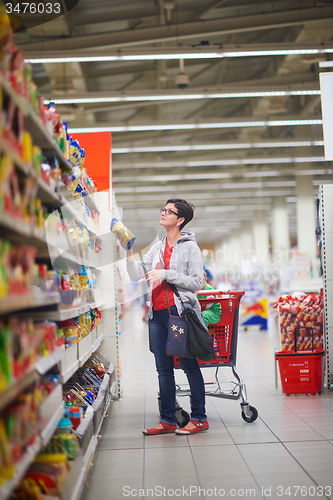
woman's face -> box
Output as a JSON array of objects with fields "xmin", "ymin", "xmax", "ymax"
[{"xmin": 159, "ymin": 203, "xmax": 180, "ymax": 229}]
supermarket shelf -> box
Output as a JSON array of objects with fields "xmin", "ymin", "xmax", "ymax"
[
  {"xmin": 47, "ymin": 239, "xmax": 100, "ymax": 269},
  {"xmin": 0, "ymin": 437, "xmax": 41, "ymax": 500},
  {"xmin": 0, "ymin": 369, "xmax": 38, "ymax": 413},
  {"xmin": 83, "ymin": 192, "xmax": 100, "ymax": 214},
  {"xmin": 35, "ymin": 346, "xmax": 65, "ymax": 375},
  {"xmin": 0, "ymin": 211, "xmax": 46, "ymax": 244},
  {"xmin": 57, "ymin": 181, "xmax": 74, "ymax": 203},
  {"xmin": 20, "ymin": 299, "xmax": 104, "ymax": 322},
  {"xmin": 0, "ymin": 346, "xmax": 65, "ymax": 413},
  {"xmin": 37, "ymin": 178, "xmax": 63, "ymax": 207},
  {"xmin": 78, "ymin": 332, "xmax": 94, "ymax": 367},
  {"xmin": 61, "ymin": 453, "xmax": 86, "ymax": 500},
  {"xmin": 40, "ymin": 385, "xmax": 64, "ymax": 446},
  {"xmin": 61, "ymin": 201, "xmax": 98, "ymax": 236},
  {"xmin": 0, "ymin": 73, "xmax": 71, "ymax": 173},
  {"xmin": 0, "ymin": 137, "xmax": 34, "ymax": 177},
  {"xmin": 61, "ymin": 394, "xmax": 112, "ymax": 500},
  {"xmin": 27, "ymin": 111, "xmax": 71, "ymax": 172},
  {"xmin": 0, "ymin": 73, "xmax": 28, "ymax": 113},
  {"xmin": 0, "ymin": 387, "xmax": 65, "ymax": 500},
  {"xmin": 0, "ymin": 290, "xmax": 61, "ymax": 316},
  {"xmin": 91, "ymin": 334, "xmax": 104, "ymax": 354},
  {"xmin": 60, "ymin": 343, "xmax": 79, "ymax": 384},
  {"xmin": 42, "ymin": 301, "xmax": 102, "ymax": 322}
]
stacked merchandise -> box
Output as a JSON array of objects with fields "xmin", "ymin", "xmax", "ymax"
[
  {"xmin": 273, "ymin": 292, "xmax": 324, "ymax": 352},
  {"xmin": 273, "ymin": 292, "xmax": 325, "ymax": 396},
  {"xmin": 0, "ymin": 374, "xmax": 60, "ymax": 491},
  {"xmin": 0, "ymin": 7, "xmax": 110, "ymax": 500},
  {"xmin": 0, "ymin": 319, "xmax": 62, "ymax": 392},
  {"xmin": 11, "ymin": 360, "xmax": 110, "ymax": 499},
  {"xmin": 60, "ymin": 307, "xmax": 102, "ymax": 348}
]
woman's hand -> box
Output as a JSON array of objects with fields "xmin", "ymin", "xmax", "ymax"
[{"xmin": 145, "ymin": 269, "xmax": 163, "ymax": 284}]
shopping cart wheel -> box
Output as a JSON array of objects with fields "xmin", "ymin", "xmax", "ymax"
[
  {"xmin": 241, "ymin": 405, "xmax": 258, "ymax": 423},
  {"xmin": 176, "ymin": 408, "xmax": 190, "ymax": 428}
]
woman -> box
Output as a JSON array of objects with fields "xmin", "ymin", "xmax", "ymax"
[{"xmin": 126, "ymin": 199, "xmax": 209, "ymax": 435}]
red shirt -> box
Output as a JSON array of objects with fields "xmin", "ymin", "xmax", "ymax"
[{"xmin": 151, "ymin": 241, "xmax": 175, "ymax": 310}]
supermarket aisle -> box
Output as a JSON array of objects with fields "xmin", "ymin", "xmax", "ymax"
[{"xmin": 84, "ymin": 303, "xmax": 333, "ymax": 500}]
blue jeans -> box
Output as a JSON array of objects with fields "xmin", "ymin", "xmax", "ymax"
[{"xmin": 148, "ymin": 305, "xmax": 207, "ymax": 425}]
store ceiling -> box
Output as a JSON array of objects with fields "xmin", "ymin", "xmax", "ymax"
[{"xmin": 15, "ymin": 0, "xmax": 333, "ymax": 243}]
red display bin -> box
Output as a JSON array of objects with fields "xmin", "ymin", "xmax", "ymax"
[{"xmin": 275, "ymin": 349, "xmax": 325, "ymax": 395}]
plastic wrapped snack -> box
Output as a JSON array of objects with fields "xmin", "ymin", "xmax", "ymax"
[{"xmin": 110, "ymin": 218, "xmax": 136, "ymax": 250}]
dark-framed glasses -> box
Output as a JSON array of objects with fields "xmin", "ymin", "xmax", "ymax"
[{"xmin": 160, "ymin": 207, "xmax": 178, "ymax": 216}]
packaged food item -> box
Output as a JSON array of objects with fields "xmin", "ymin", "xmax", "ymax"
[
  {"xmin": 273, "ymin": 292, "xmax": 324, "ymax": 351},
  {"xmin": 110, "ymin": 218, "xmax": 136, "ymax": 250}
]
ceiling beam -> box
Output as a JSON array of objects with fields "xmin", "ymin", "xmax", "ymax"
[
  {"xmin": 186, "ymin": 0, "xmax": 230, "ymax": 22},
  {"xmin": 20, "ymin": 6, "xmax": 333, "ymax": 52},
  {"xmin": 71, "ymin": 0, "xmax": 283, "ymax": 27}
]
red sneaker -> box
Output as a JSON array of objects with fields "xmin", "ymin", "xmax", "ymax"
[
  {"xmin": 175, "ymin": 420, "xmax": 209, "ymax": 435},
  {"xmin": 143, "ymin": 422, "xmax": 177, "ymax": 435}
]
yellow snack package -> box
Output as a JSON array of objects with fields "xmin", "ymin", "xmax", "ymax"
[{"xmin": 110, "ymin": 218, "xmax": 136, "ymax": 250}]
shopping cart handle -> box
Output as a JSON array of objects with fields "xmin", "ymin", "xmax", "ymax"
[{"xmin": 197, "ymin": 290, "xmax": 245, "ymax": 298}]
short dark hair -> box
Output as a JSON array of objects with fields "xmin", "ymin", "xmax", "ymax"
[{"xmin": 166, "ymin": 198, "xmax": 195, "ymax": 230}]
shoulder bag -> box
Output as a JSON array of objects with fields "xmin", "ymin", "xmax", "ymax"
[
  {"xmin": 164, "ymin": 282, "xmax": 195, "ymax": 358},
  {"xmin": 168, "ymin": 283, "xmax": 216, "ymax": 362}
]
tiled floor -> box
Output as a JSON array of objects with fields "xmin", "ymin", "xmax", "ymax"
[{"xmin": 84, "ymin": 304, "xmax": 333, "ymax": 500}]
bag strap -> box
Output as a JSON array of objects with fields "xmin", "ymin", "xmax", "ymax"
[{"xmin": 163, "ymin": 280, "xmax": 172, "ymax": 315}]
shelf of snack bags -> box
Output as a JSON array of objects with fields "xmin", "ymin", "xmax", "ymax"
[
  {"xmin": 0, "ymin": 35, "xmax": 70, "ymax": 174},
  {"xmin": 45, "ymin": 201, "xmax": 102, "ymax": 270},
  {"xmin": 0, "ymin": 334, "xmax": 108, "ymax": 500},
  {"xmin": 0, "ymin": 371, "xmax": 65, "ymax": 500},
  {"xmin": 0, "ymin": 12, "xmax": 108, "ymax": 498},
  {"xmin": 8, "ymin": 415, "xmax": 80, "ymax": 500},
  {"xmin": 59, "ymin": 306, "xmax": 103, "ymax": 384},
  {"xmin": 0, "ymin": 9, "xmax": 99, "ymax": 238},
  {"xmin": 0, "ymin": 318, "xmax": 65, "ymax": 412},
  {"xmin": 63, "ymin": 354, "xmax": 113, "ymax": 440},
  {"xmin": 272, "ymin": 291, "xmax": 324, "ymax": 352},
  {"xmin": 20, "ymin": 261, "xmax": 103, "ymax": 321},
  {"xmin": 0, "ymin": 238, "xmax": 62, "ymax": 316},
  {"xmin": 7, "ymin": 358, "xmax": 113, "ymax": 500}
]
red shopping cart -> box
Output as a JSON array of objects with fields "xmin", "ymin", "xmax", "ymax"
[{"xmin": 174, "ymin": 290, "xmax": 258, "ymax": 425}]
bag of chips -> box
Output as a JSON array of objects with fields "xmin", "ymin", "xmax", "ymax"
[{"xmin": 110, "ymin": 218, "xmax": 136, "ymax": 250}]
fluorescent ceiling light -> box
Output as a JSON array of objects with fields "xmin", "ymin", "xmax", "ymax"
[
  {"xmin": 296, "ymin": 169, "xmax": 332, "ymax": 175},
  {"xmin": 69, "ymin": 119, "xmax": 322, "ymax": 134},
  {"xmin": 314, "ymin": 179, "xmax": 333, "ymax": 185},
  {"xmin": 243, "ymin": 171, "xmax": 280, "ymax": 177},
  {"xmin": 25, "ymin": 43, "xmax": 333, "ymax": 63},
  {"xmin": 115, "ymin": 172, "xmax": 232, "ymax": 182},
  {"xmin": 113, "ymin": 156, "xmax": 327, "ymax": 169},
  {"xmin": 319, "ymin": 61, "xmax": 333, "ymax": 68},
  {"xmin": 112, "ymin": 140, "xmax": 324, "ymax": 153},
  {"xmin": 114, "ymin": 184, "xmax": 293, "ymax": 195},
  {"xmin": 46, "ymin": 89, "xmax": 319, "ymax": 105},
  {"xmin": 114, "ymin": 175, "xmax": 298, "ymax": 186}
]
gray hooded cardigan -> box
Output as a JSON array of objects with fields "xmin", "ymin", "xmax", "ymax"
[{"xmin": 126, "ymin": 231, "xmax": 204, "ymax": 322}]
